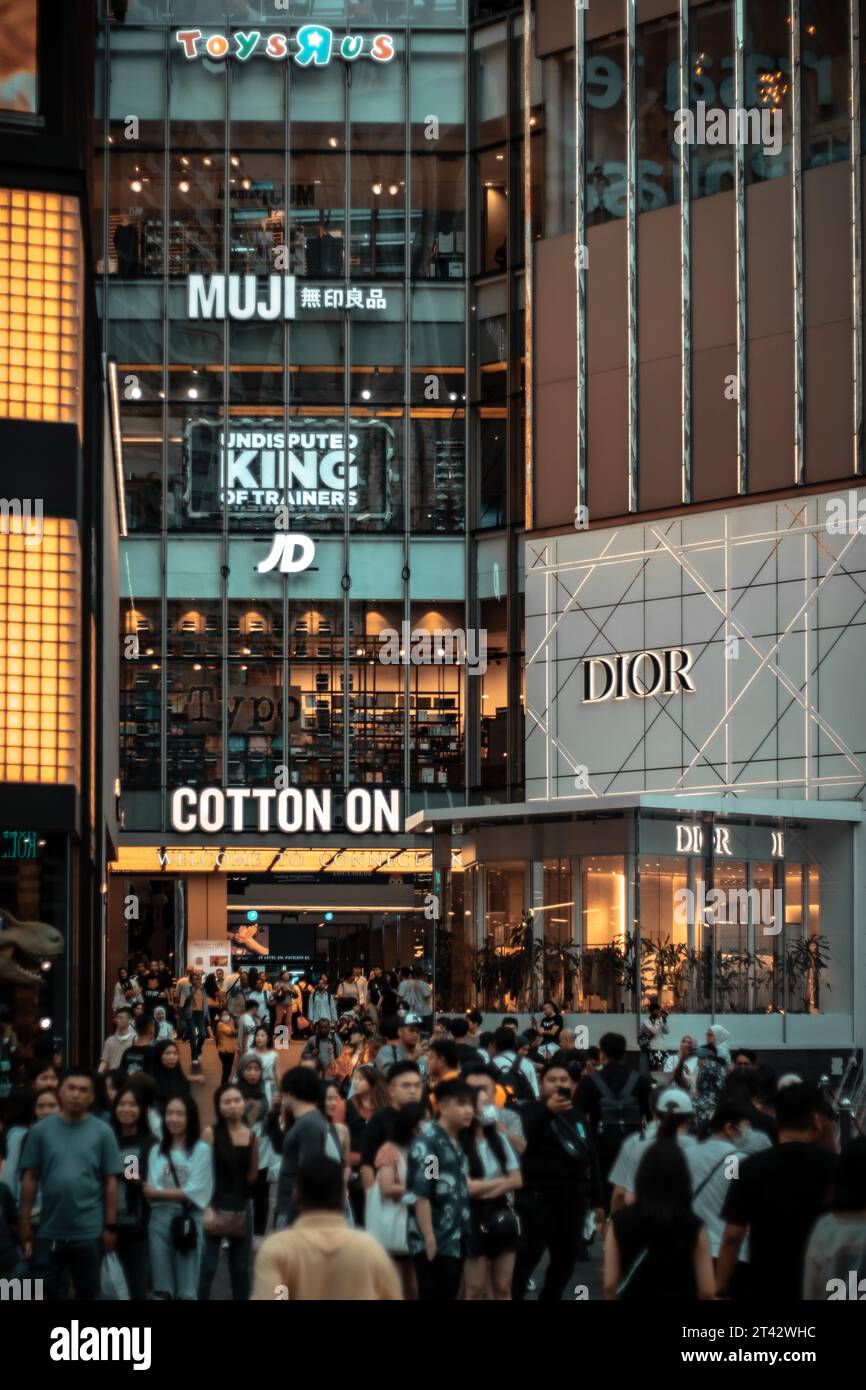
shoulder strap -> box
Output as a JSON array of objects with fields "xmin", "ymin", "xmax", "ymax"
[
  {"xmin": 589, "ymin": 1071, "xmax": 615, "ymax": 1102},
  {"xmin": 620, "ymin": 1071, "xmax": 639, "ymax": 1100},
  {"xmin": 692, "ymin": 1151, "xmax": 734, "ymax": 1201},
  {"xmin": 616, "ymin": 1245, "xmax": 650, "ymax": 1298},
  {"xmin": 165, "ymin": 1149, "xmax": 192, "ymax": 1210}
]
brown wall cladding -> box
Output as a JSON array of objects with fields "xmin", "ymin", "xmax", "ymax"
[{"xmin": 532, "ymin": 160, "xmax": 858, "ymax": 531}]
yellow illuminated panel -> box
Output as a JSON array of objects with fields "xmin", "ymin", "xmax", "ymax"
[
  {"xmin": 0, "ymin": 189, "xmax": 82, "ymax": 432},
  {"xmin": 0, "ymin": 516, "xmax": 80, "ymax": 785},
  {"xmin": 110, "ymin": 846, "xmax": 464, "ymax": 875}
]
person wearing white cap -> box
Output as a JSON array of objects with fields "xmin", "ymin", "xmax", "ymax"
[{"xmin": 608, "ymin": 1087, "xmax": 696, "ymax": 1213}]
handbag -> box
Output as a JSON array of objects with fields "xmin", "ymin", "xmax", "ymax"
[
  {"xmin": 166, "ymin": 1152, "xmax": 198, "ymax": 1253},
  {"xmin": 203, "ymin": 1206, "xmax": 247, "ymax": 1239},
  {"xmin": 364, "ymin": 1169, "xmax": 409, "ymax": 1254}
]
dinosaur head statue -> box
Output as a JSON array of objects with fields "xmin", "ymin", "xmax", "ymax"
[{"xmin": 0, "ymin": 910, "xmax": 65, "ymax": 986}]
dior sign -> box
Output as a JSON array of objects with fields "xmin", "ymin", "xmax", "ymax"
[{"xmin": 582, "ymin": 647, "xmax": 695, "ymax": 703}]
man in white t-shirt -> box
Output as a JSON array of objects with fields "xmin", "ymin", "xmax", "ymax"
[
  {"xmin": 686, "ymin": 1097, "xmax": 771, "ymax": 1258},
  {"xmin": 397, "ymin": 968, "xmax": 432, "ymax": 1021},
  {"xmin": 608, "ymin": 1086, "xmax": 696, "ymax": 1210}
]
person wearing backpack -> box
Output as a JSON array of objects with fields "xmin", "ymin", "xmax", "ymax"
[
  {"xmin": 577, "ymin": 1032, "xmax": 652, "ymax": 1210},
  {"xmin": 488, "ymin": 1027, "xmax": 539, "ymax": 1103},
  {"xmin": 511, "ymin": 1060, "xmax": 604, "ymax": 1301}
]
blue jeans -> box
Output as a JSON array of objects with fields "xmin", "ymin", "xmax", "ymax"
[
  {"xmin": 198, "ymin": 1203, "xmax": 252, "ymax": 1302},
  {"xmin": 187, "ymin": 1010, "xmax": 208, "ymax": 1063},
  {"xmin": 147, "ymin": 1204, "xmax": 203, "ymax": 1300},
  {"xmin": 30, "ymin": 1236, "xmax": 103, "ymax": 1300}
]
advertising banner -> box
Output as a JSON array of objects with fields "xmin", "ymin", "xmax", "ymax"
[{"xmin": 183, "ymin": 415, "xmax": 397, "ymax": 525}]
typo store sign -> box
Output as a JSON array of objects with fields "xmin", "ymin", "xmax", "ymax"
[
  {"xmin": 171, "ymin": 786, "xmax": 402, "ymax": 835},
  {"xmin": 174, "ymin": 28, "xmax": 395, "ymax": 66}
]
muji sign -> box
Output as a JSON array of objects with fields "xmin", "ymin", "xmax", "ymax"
[
  {"xmin": 186, "ymin": 275, "xmax": 390, "ymax": 322},
  {"xmin": 174, "ymin": 28, "xmax": 395, "ymax": 66}
]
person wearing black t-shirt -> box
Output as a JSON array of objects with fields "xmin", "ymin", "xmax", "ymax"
[
  {"xmin": 118, "ymin": 1017, "xmax": 157, "ymax": 1080},
  {"xmin": 511, "ymin": 1061, "xmax": 604, "ymax": 1302},
  {"xmin": 577, "ymin": 1032, "xmax": 652, "ymax": 1202},
  {"xmin": 449, "ymin": 1017, "xmax": 483, "ymax": 1067},
  {"xmin": 537, "ymin": 1001, "xmax": 564, "ymax": 1041},
  {"xmin": 359, "ymin": 1061, "xmax": 425, "ymax": 1190},
  {"xmin": 716, "ymin": 1082, "xmax": 837, "ymax": 1301}
]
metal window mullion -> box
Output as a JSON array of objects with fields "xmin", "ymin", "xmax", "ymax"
[
  {"xmin": 404, "ymin": 34, "xmax": 412, "ymax": 799},
  {"xmin": 626, "ymin": 0, "xmax": 638, "ymax": 514},
  {"xmin": 523, "ymin": 0, "xmax": 534, "ymax": 530},
  {"xmin": 679, "ymin": 0, "xmax": 692, "ymax": 504},
  {"xmin": 283, "ymin": 57, "xmax": 291, "ymax": 791},
  {"xmin": 160, "ymin": 25, "xmax": 170, "ymax": 833},
  {"xmin": 851, "ymin": 0, "xmax": 863, "ymax": 475},
  {"xmin": 735, "ymin": 0, "xmax": 748, "ymax": 496},
  {"xmin": 343, "ymin": 67, "xmax": 351, "ymax": 793},
  {"xmin": 791, "ymin": 0, "xmax": 804, "ymax": 486},
  {"xmin": 576, "ymin": 0, "xmax": 587, "ymax": 519},
  {"xmin": 221, "ymin": 54, "xmax": 230, "ymax": 792}
]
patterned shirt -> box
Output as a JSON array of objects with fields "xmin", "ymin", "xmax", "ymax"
[{"xmin": 405, "ymin": 1122, "xmax": 471, "ymax": 1259}]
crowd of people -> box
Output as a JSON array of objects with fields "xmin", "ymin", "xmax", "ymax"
[{"xmin": 0, "ymin": 956, "xmax": 864, "ymax": 1303}]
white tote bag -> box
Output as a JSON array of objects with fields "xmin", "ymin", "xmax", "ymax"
[{"xmin": 364, "ymin": 1158, "xmax": 409, "ymax": 1255}]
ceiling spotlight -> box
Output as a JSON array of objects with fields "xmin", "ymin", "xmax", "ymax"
[
  {"xmin": 178, "ymin": 180, "xmax": 190, "ymax": 193},
  {"xmin": 130, "ymin": 179, "xmax": 143, "ymax": 193},
  {"xmin": 449, "ymin": 392, "xmax": 457, "ymax": 402},
  {"xmin": 180, "ymin": 155, "xmax": 190, "ymax": 167},
  {"xmin": 328, "ymin": 136, "xmax": 339, "ymax": 148},
  {"xmin": 187, "ymin": 387, "xmax": 198, "ymax": 399},
  {"xmin": 242, "ymin": 178, "xmax": 251, "ymax": 190},
  {"xmin": 39, "ymin": 1017, "xmax": 52, "ymax": 1031},
  {"xmin": 371, "ymin": 182, "xmax": 383, "ymax": 196},
  {"xmin": 388, "ymin": 184, "xmax": 399, "ymax": 196},
  {"xmin": 361, "ymin": 389, "xmax": 372, "ymax": 400},
  {"xmin": 203, "ymin": 156, "xmax": 213, "ymax": 167},
  {"xmin": 129, "ymin": 386, "xmax": 142, "ymax": 400},
  {"xmin": 231, "ymin": 155, "xmax": 240, "ymax": 167}
]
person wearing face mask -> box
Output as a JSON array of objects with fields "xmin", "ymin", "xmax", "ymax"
[
  {"xmin": 685, "ymin": 1097, "xmax": 770, "ymax": 1269},
  {"xmin": 460, "ymin": 1079, "xmax": 523, "ymax": 1300}
]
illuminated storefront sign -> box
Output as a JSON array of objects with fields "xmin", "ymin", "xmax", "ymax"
[
  {"xmin": 183, "ymin": 417, "xmax": 396, "ymax": 522},
  {"xmin": 0, "ymin": 830, "xmax": 39, "ymax": 860},
  {"xmin": 187, "ymin": 275, "xmax": 389, "ymax": 322},
  {"xmin": 582, "ymin": 648, "xmax": 695, "ymax": 703},
  {"xmin": 110, "ymin": 846, "xmax": 464, "ymax": 875},
  {"xmin": 256, "ymin": 531, "xmax": 316, "ymax": 575},
  {"xmin": 175, "ymin": 28, "xmax": 396, "ymax": 66},
  {"xmin": 170, "ymin": 786, "xmax": 402, "ymax": 835}
]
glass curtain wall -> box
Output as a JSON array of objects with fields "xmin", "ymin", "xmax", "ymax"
[{"xmin": 98, "ymin": 16, "xmax": 470, "ymax": 826}]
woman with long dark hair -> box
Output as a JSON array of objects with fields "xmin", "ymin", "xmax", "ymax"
[
  {"xmin": 235, "ymin": 1054, "xmax": 273, "ymax": 1243},
  {"xmin": 110, "ymin": 1084, "xmax": 156, "ymax": 1299},
  {"xmin": 198, "ymin": 1083, "xmax": 259, "ymax": 1301},
  {"xmin": 604, "ymin": 1139, "xmax": 714, "ymax": 1300},
  {"xmin": 460, "ymin": 1085, "xmax": 523, "ymax": 1300},
  {"xmin": 343, "ymin": 1064, "xmax": 390, "ymax": 1224},
  {"xmin": 150, "ymin": 1039, "xmax": 192, "ymax": 1115},
  {"xmin": 143, "ymin": 1094, "xmax": 212, "ymax": 1299}
]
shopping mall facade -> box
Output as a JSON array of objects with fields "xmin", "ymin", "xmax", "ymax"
[{"xmin": 88, "ymin": 0, "xmax": 865, "ymax": 1068}]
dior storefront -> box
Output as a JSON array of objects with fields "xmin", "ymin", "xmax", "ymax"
[{"xmin": 413, "ymin": 489, "xmax": 865, "ymax": 1067}]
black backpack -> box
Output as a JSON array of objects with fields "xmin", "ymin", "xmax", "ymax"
[
  {"xmin": 499, "ymin": 1055, "xmax": 536, "ymax": 1106},
  {"xmin": 589, "ymin": 1070, "xmax": 642, "ymax": 1137}
]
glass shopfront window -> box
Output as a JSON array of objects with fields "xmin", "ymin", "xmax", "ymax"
[
  {"xmin": 227, "ymin": 600, "xmax": 284, "ymax": 788},
  {"xmin": 409, "ymin": 603, "xmax": 464, "ymax": 790},
  {"xmin": 541, "ymin": 858, "xmax": 575, "ymax": 1009},
  {"xmin": 167, "ymin": 600, "xmax": 222, "ymax": 788},
  {"xmin": 639, "ymin": 856, "xmax": 689, "ymax": 1012},
  {"xmin": 122, "ymin": 401, "xmax": 163, "ymax": 532},
  {"xmin": 411, "ymin": 155, "xmax": 466, "ymax": 280},
  {"xmin": 587, "ymin": 33, "xmax": 626, "ymax": 225},
  {"xmin": 348, "ymin": 601, "xmax": 404, "ymax": 787},
  {"xmin": 107, "ymin": 152, "xmax": 165, "ymax": 278},
  {"xmin": 689, "ymin": 0, "xmax": 735, "ymax": 200},
  {"xmin": 802, "ymin": 0, "xmax": 850, "ymax": 169},
  {"xmin": 542, "ymin": 50, "xmax": 575, "ymax": 239},
  {"xmin": 120, "ymin": 601, "xmax": 161, "ymax": 790},
  {"xmin": 745, "ymin": 0, "xmax": 792, "ymax": 185},
  {"xmin": 480, "ymin": 860, "xmax": 526, "ymax": 1011},
  {"xmin": 288, "ymin": 599, "xmax": 344, "ymax": 787},
  {"xmin": 580, "ymin": 854, "xmax": 628, "ymax": 1011}
]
